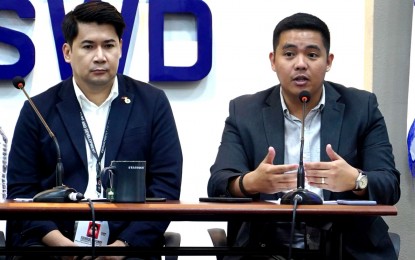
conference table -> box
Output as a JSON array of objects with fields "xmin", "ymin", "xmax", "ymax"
[{"xmin": 0, "ymin": 199, "xmax": 397, "ymax": 259}]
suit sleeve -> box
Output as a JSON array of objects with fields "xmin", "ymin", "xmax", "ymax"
[
  {"xmin": 359, "ymin": 93, "xmax": 400, "ymax": 205},
  {"xmin": 208, "ymin": 99, "xmax": 250, "ymax": 197}
]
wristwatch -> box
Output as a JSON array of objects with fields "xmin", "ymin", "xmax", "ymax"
[{"xmin": 354, "ymin": 169, "xmax": 368, "ymax": 191}]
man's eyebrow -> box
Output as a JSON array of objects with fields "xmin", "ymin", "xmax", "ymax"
[
  {"xmin": 281, "ymin": 43, "xmax": 296, "ymax": 49},
  {"xmin": 103, "ymin": 39, "xmax": 117, "ymax": 44},
  {"xmin": 80, "ymin": 40, "xmax": 94, "ymax": 45},
  {"xmin": 305, "ymin": 44, "xmax": 321, "ymax": 51},
  {"xmin": 80, "ymin": 39, "xmax": 117, "ymax": 44},
  {"xmin": 281, "ymin": 43, "xmax": 321, "ymax": 51}
]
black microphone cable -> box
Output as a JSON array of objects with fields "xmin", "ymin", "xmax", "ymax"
[
  {"xmin": 287, "ymin": 194, "xmax": 302, "ymax": 260},
  {"xmin": 87, "ymin": 198, "xmax": 96, "ymax": 259}
]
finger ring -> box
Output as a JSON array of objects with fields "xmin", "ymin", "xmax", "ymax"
[{"xmin": 321, "ymin": 177, "xmax": 325, "ymax": 184}]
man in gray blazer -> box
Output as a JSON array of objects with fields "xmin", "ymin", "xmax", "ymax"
[{"xmin": 208, "ymin": 12, "xmax": 400, "ymax": 260}]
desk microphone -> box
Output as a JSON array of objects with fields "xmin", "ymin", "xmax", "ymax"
[
  {"xmin": 280, "ymin": 90, "xmax": 323, "ymax": 205},
  {"xmin": 12, "ymin": 76, "xmax": 84, "ymax": 202}
]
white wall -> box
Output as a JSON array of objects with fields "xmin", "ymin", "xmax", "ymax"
[{"xmin": 0, "ymin": 1, "xmax": 367, "ymax": 259}]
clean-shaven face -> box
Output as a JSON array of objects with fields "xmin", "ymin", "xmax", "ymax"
[
  {"xmin": 62, "ymin": 22, "xmax": 122, "ymax": 92},
  {"xmin": 270, "ymin": 29, "xmax": 333, "ymax": 105}
]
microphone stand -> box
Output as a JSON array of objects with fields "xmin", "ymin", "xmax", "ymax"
[
  {"xmin": 13, "ymin": 76, "xmax": 83, "ymax": 202},
  {"xmin": 281, "ymin": 91, "xmax": 323, "ymax": 205},
  {"xmin": 0, "ymin": 126, "xmax": 7, "ymax": 201},
  {"xmin": 32, "ymin": 137, "xmax": 79, "ymax": 202}
]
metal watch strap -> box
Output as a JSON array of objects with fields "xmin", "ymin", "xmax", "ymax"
[{"xmin": 354, "ymin": 169, "xmax": 365, "ymax": 191}]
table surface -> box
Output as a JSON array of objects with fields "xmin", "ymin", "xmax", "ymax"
[
  {"xmin": 0, "ymin": 200, "xmax": 397, "ymax": 221},
  {"xmin": 0, "ymin": 200, "xmax": 397, "ymax": 258}
]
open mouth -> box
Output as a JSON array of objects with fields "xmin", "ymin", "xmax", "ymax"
[{"xmin": 293, "ymin": 75, "xmax": 309, "ymax": 85}]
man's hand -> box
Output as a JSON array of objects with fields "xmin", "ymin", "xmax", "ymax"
[
  {"xmin": 42, "ymin": 230, "xmax": 78, "ymax": 260},
  {"xmin": 42, "ymin": 230, "xmax": 77, "ymax": 247},
  {"xmin": 80, "ymin": 241, "xmax": 127, "ymax": 260},
  {"xmin": 304, "ymin": 144, "xmax": 360, "ymax": 192},
  {"xmin": 230, "ymin": 146, "xmax": 298, "ymax": 196}
]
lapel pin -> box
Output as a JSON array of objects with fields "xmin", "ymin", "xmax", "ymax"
[{"xmin": 121, "ymin": 96, "xmax": 131, "ymax": 104}]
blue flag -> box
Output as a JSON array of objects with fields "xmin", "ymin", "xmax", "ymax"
[{"xmin": 408, "ymin": 118, "xmax": 415, "ymax": 177}]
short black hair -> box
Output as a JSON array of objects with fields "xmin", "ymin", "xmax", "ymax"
[
  {"xmin": 62, "ymin": 1, "xmax": 126, "ymax": 46},
  {"xmin": 272, "ymin": 13, "xmax": 330, "ymax": 55}
]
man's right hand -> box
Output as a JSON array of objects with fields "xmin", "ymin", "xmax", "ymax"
[
  {"xmin": 42, "ymin": 230, "xmax": 78, "ymax": 260},
  {"xmin": 230, "ymin": 146, "xmax": 298, "ymax": 196}
]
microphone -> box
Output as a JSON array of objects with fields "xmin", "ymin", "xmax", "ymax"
[
  {"xmin": 280, "ymin": 90, "xmax": 323, "ymax": 205},
  {"xmin": 12, "ymin": 76, "xmax": 84, "ymax": 202}
]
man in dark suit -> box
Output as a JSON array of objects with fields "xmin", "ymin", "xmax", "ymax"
[
  {"xmin": 208, "ymin": 12, "xmax": 400, "ymax": 259},
  {"xmin": 7, "ymin": 1, "xmax": 182, "ymax": 259}
]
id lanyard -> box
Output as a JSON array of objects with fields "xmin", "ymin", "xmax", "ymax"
[{"xmin": 80, "ymin": 110, "xmax": 110, "ymax": 198}]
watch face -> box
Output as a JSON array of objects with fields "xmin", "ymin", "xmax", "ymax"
[{"xmin": 359, "ymin": 175, "xmax": 368, "ymax": 189}]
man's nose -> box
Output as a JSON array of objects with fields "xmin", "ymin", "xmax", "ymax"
[
  {"xmin": 294, "ymin": 55, "xmax": 307, "ymax": 70},
  {"xmin": 94, "ymin": 47, "xmax": 106, "ymax": 62}
]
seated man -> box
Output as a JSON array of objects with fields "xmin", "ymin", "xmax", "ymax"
[
  {"xmin": 208, "ymin": 12, "xmax": 400, "ymax": 260},
  {"xmin": 7, "ymin": 1, "xmax": 182, "ymax": 260}
]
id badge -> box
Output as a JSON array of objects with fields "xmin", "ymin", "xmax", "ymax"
[{"xmin": 74, "ymin": 221, "xmax": 110, "ymax": 246}]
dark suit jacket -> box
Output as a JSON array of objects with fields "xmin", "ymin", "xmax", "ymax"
[
  {"xmin": 208, "ymin": 81, "xmax": 400, "ymax": 259},
  {"xmin": 7, "ymin": 75, "xmax": 183, "ymax": 249}
]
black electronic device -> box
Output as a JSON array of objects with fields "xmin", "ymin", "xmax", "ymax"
[
  {"xmin": 199, "ymin": 197, "xmax": 253, "ymax": 203},
  {"xmin": 146, "ymin": 197, "xmax": 167, "ymax": 202}
]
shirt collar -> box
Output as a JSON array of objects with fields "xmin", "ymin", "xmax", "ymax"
[
  {"xmin": 73, "ymin": 77, "xmax": 119, "ymax": 109},
  {"xmin": 280, "ymin": 85, "xmax": 326, "ymax": 116}
]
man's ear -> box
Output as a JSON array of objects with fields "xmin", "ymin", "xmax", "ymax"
[
  {"xmin": 62, "ymin": 43, "xmax": 71, "ymax": 63},
  {"xmin": 269, "ymin": 52, "xmax": 276, "ymax": 72}
]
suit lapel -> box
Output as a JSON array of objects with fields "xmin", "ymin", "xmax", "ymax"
[
  {"xmin": 56, "ymin": 79, "xmax": 88, "ymax": 170},
  {"xmin": 104, "ymin": 75, "xmax": 134, "ymax": 165},
  {"xmin": 321, "ymin": 83, "xmax": 344, "ymax": 161},
  {"xmin": 56, "ymin": 76, "xmax": 134, "ymax": 171},
  {"xmin": 263, "ymin": 86, "xmax": 285, "ymax": 165},
  {"xmin": 321, "ymin": 82, "xmax": 344, "ymax": 199}
]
